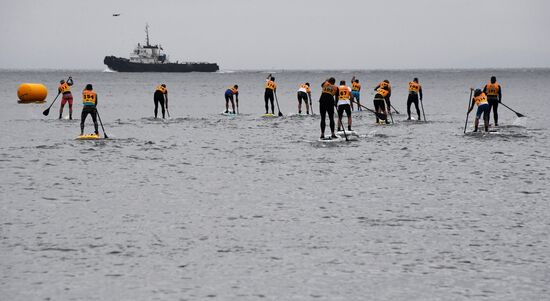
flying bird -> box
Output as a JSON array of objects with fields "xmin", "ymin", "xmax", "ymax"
[{"xmin": 112, "ymin": 13, "xmax": 120, "ymax": 17}]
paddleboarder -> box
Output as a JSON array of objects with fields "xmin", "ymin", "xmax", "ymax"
[
  {"xmin": 337, "ymin": 80, "xmax": 353, "ymax": 131},
  {"xmin": 373, "ymin": 84, "xmax": 390, "ymax": 124},
  {"xmin": 297, "ymin": 83, "xmax": 311, "ymax": 115},
  {"xmin": 80, "ymin": 84, "xmax": 99, "ymax": 136},
  {"xmin": 154, "ymin": 84, "xmax": 168, "ymax": 119},
  {"xmin": 224, "ymin": 84, "xmax": 239, "ymax": 114},
  {"xmin": 375, "ymin": 80, "xmax": 392, "ymax": 113},
  {"xmin": 264, "ymin": 74, "xmax": 277, "ymax": 115},
  {"xmin": 319, "ymin": 78, "xmax": 338, "ymax": 139},
  {"xmin": 58, "ymin": 77, "xmax": 74, "ymax": 119},
  {"xmin": 407, "ymin": 78, "xmax": 423, "ymax": 120},
  {"xmin": 483, "ymin": 76, "xmax": 502, "ymax": 126},
  {"xmin": 467, "ymin": 89, "xmax": 490, "ymax": 132},
  {"xmin": 351, "ymin": 76, "xmax": 361, "ymax": 111}
]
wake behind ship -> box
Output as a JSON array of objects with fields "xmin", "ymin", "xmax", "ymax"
[{"xmin": 104, "ymin": 25, "xmax": 219, "ymax": 72}]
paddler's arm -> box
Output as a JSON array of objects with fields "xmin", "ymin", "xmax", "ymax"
[
  {"xmin": 498, "ymin": 85, "xmax": 502, "ymax": 102},
  {"xmin": 235, "ymin": 91, "xmax": 239, "ymax": 103},
  {"xmin": 95, "ymin": 95, "xmax": 98, "ymax": 107},
  {"xmin": 67, "ymin": 76, "xmax": 73, "ymax": 86},
  {"xmin": 482, "ymin": 84, "xmax": 488, "ymax": 95},
  {"xmin": 374, "ymin": 84, "xmax": 380, "ymax": 91},
  {"xmin": 419, "ymin": 86, "xmax": 423, "ymax": 100},
  {"xmin": 165, "ymin": 91, "xmax": 168, "ymax": 107}
]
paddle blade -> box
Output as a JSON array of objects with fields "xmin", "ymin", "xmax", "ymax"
[
  {"xmin": 42, "ymin": 108, "xmax": 50, "ymax": 116},
  {"xmin": 278, "ymin": 111, "xmax": 283, "ymax": 117},
  {"xmin": 516, "ymin": 112, "xmax": 525, "ymax": 118}
]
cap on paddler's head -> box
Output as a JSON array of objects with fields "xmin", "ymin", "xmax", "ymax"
[
  {"xmin": 161, "ymin": 84, "xmax": 166, "ymax": 88},
  {"xmin": 60, "ymin": 80, "xmax": 65, "ymax": 84},
  {"xmin": 85, "ymin": 84, "xmax": 93, "ymax": 90}
]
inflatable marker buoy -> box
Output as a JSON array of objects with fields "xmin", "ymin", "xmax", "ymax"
[{"xmin": 17, "ymin": 83, "xmax": 48, "ymax": 103}]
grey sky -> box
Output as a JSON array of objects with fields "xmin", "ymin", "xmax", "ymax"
[{"xmin": 1, "ymin": 0, "xmax": 549, "ymax": 70}]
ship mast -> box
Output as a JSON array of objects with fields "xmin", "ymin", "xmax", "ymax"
[{"xmin": 145, "ymin": 23, "xmax": 150, "ymax": 46}]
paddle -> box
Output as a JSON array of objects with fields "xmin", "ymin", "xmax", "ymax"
[
  {"xmin": 165, "ymin": 94, "xmax": 171, "ymax": 118},
  {"xmin": 42, "ymin": 92, "xmax": 60, "ymax": 116},
  {"xmin": 350, "ymin": 99, "xmax": 386, "ymax": 120},
  {"xmin": 96, "ymin": 109, "xmax": 109, "ymax": 139},
  {"xmin": 420, "ymin": 98, "xmax": 427, "ymax": 121},
  {"xmin": 309, "ymin": 94, "xmax": 313, "ymax": 115},
  {"xmin": 386, "ymin": 100, "xmax": 394, "ymax": 124},
  {"xmin": 335, "ymin": 104, "xmax": 349, "ymax": 141},
  {"xmin": 463, "ymin": 89, "xmax": 474, "ymax": 134},
  {"xmin": 390, "ymin": 104, "xmax": 400, "ymax": 114},
  {"xmin": 500, "ymin": 102, "xmax": 525, "ymax": 118},
  {"xmin": 274, "ymin": 91, "xmax": 283, "ymax": 117}
]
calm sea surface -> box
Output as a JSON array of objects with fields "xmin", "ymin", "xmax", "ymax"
[{"xmin": 1, "ymin": 69, "xmax": 549, "ymax": 300}]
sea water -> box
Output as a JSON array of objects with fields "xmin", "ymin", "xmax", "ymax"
[{"xmin": 1, "ymin": 69, "xmax": 549, "ymax": 300}]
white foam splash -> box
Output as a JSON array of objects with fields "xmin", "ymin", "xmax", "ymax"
[{"xmin": 512, "ymin": 117, "xmax": 527, "ymax": 127}]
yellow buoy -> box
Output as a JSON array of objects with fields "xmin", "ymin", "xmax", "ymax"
[{"xmin": 17, "ymin": 83, "xmax": 48, "ymax": 103}]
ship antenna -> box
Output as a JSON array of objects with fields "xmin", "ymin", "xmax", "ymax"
[{"xmin": 145, "ymin": 23, "xmax": 150, "ymax": 46}]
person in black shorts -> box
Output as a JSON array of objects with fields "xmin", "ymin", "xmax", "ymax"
[
  {"xmin": 319, "ymin": 77, "xmax": 337, "ymax": 139},
  {"xmin": 336, "ymin": 80, "xmax": 352, "ymax": 131},
  {"xmin": 297, "ymin": 83, "xmax": 312, "ymax": 114}
]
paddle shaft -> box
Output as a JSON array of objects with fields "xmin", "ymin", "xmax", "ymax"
[
  {"xmin": 390, "ymin": 104, "xmax": 400, "ymax": 114},
  {"xmin": 309, "ymin": 94, "xmax": 313, "ymax": 115},
  {"xmin": 350, "ymin": 99, "xmax": 385, "ymax": 120},
  {"xmin": 96, "ymin": 109, "xmax": 109, "ymax": 139},
  {"xmin": 420, "ymin": 98, "xmax": 426, "ymax": 121},
  {"xmin": 42, "ymin": 92, "xmax": 61, "ymax": 116},
  {"xmin": 274, "ymin": 90, "xmax": 283, "ymax": 116},
  {"xmin": 386, "ymin": 100, "xmax": 394, "ymax": 123},
  {"xmin": 500, "ymin": 102, "xmax": 525, "ymax": 117},
  {"xmin": 463, "ymin": 90, "xmax": 474, "ymax": 134},
  {"xmin": 165, "ymin": 95, "xmax": 170, "ymax": 118}
]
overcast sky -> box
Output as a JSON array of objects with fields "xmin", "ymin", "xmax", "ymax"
[{"xmin": 1, "ymin": 0, "xmax": 549, "ymax": 70}]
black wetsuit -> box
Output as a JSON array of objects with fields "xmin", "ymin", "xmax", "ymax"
[
  {"xmin": 264, "ymin": 89, "xmax": 275, "ymax": 114},
  {"xmin": 319, "ymin": 92, "xmax": 336, "ymax": 136},
  {"xmin": 483, "ymin": 84, "xmax": 502, "ymax": 126},
  {"xmin": 407, "ymin": 87, "xmax": 423, "ymax": 119},
  {"xmin": 154, "ymin": 90, "xmax": 166, "ymax": 118},
  {"xmin": 81, "ymin": 95, "xmax": 98, "ymax": 134}
]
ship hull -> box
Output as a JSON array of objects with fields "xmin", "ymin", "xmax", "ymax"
[{"xmin": 104, "ymin": 56, "xmax": 219, "ymax": 72}]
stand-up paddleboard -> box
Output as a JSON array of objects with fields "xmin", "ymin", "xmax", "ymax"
[
  {"xmin": 221, "ymin": 111, "xmax": 237, "ymax": 116},
  {"xmin": 76, "ymin": 133, "xmax": 101, "ymax": 140},
  {"xmin": 336, "ymin": 130, "xmax": 359, "ymax": 141},
  {"xmin": 261, "ymin": 113, "xmax": 277, "ymax": 118},
  {"xmin": 317, "ymin": 136, "xmax": 344, "ymax": 143}
]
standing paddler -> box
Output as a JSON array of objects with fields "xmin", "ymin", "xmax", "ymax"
[
  {"xmin": 297, "ymin": 82, "xmax": 312, "ymax": 115},
  {"xmin": 58, "ymin": 76, "xmax": 74, "ymax": 119},
  {"xmin": 373, "ymin": 83, "xmax": 390, "ymax": 124},
  {"xmin": 483, "ymin": 76, "xmax": 502, "ymax": 126},
  {"xmin": 467, "ymin": 89, "xmax": 490, "ymax": 132},
  {"xmin": 80, "ymin": 84, "xmax": 99, "ymax": 136},
  {"xmin": 375, "ymin": 79, "xmax": 392, "ymax": 113},
  {"xmin": 224, "ymin": 85, "xmax": 239, "ymax": 114},
  {"xmin": 407, "ymin": 78, "xmax": 423, "ymax": 120},
  {"xmin": 154, "ymin": 84, "xmax": 168, "ymax": 119},
  {"xmin": 264, "ymin": 74, "xmax": 277, "ymax": 115},
  {"xmin": 319, "ymin": 77, "xmax": 338, "ymax": 139},
  {"xmin": 337, "ymin": 80, "xmax": 353, "ymax": 131},
  {"xmin": 350, "ymin": 76, "xmax": 362, "ymax": 111}
]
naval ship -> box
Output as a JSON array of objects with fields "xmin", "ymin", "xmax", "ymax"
[{"xmin": 104, "ymin": 24, "xmax": 219, "ymax": 72}]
